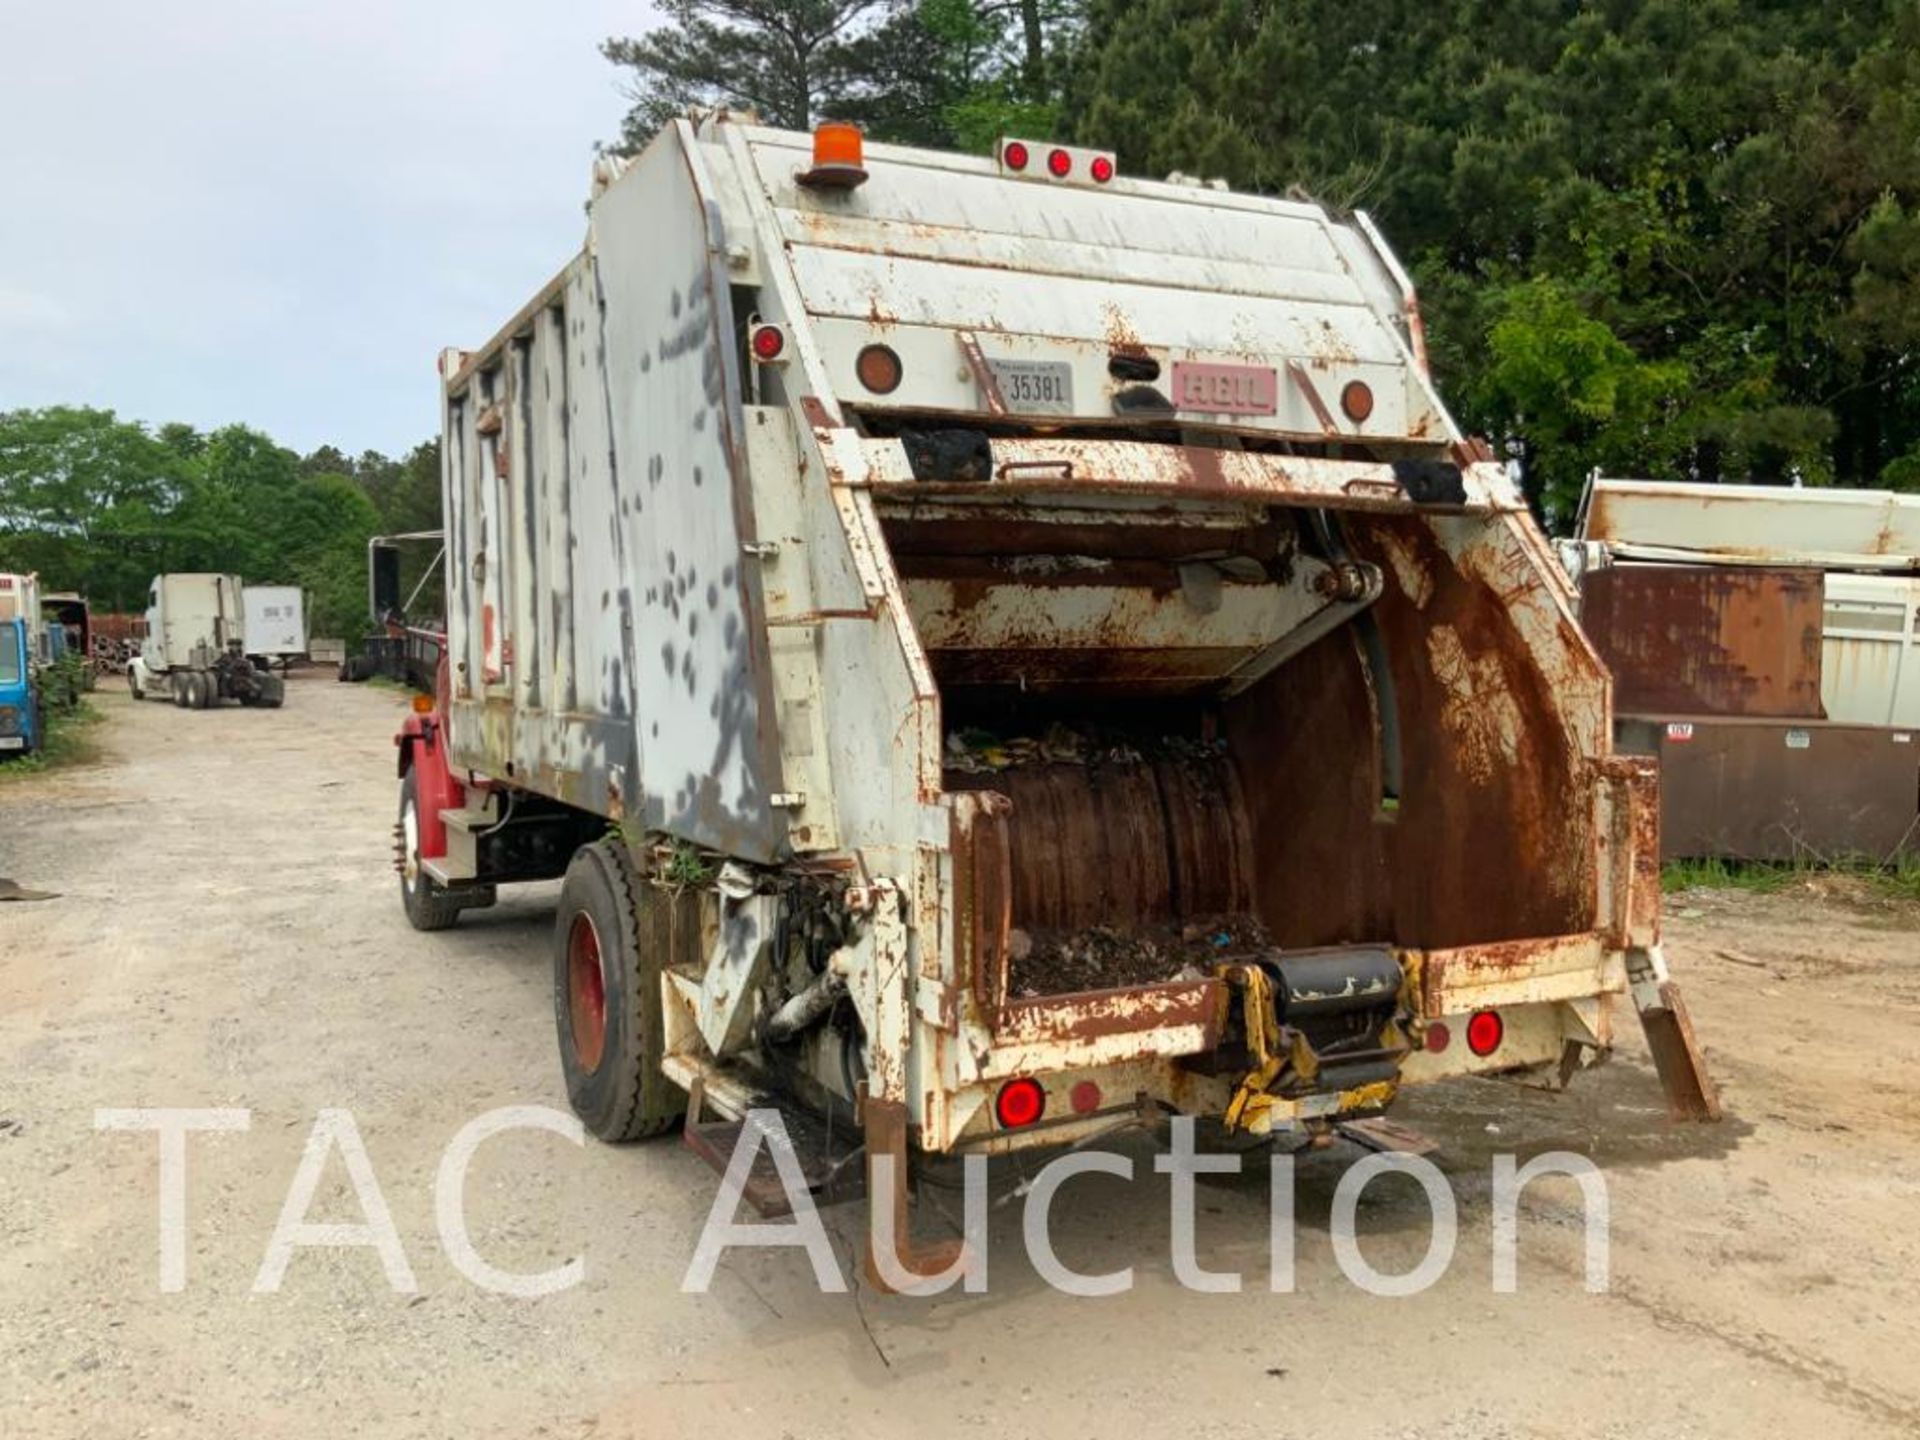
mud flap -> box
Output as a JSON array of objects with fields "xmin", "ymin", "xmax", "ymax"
[{"xmin": 1629, "ymin": 948, "xmax": 1721, "ymax": 1122}]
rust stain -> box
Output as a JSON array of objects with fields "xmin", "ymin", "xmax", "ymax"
[
  {"xmin": 1579, "ymin": 565, "xmax": 1826, "ymax": 719},
  {"xmin": 1426, "ymin": 623, "xmax": 1524, "ymax": 784}
]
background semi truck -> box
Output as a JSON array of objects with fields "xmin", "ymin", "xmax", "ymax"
[
  {"xmin": 393, "ymin": 115, "xmax": 1719, "ymax": 1276},
  {"xmin": 242, "ymin": 584, "xmax": 308, "ymax": 669},
  {"xmin": 129, "ymin": 573, "xmax": 285, "ymax": 709}
]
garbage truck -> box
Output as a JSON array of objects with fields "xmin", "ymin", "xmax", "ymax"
[
  {"xmin": 128, "ymin": 573, "xmax": 285, "ymax": 708},
  {"xmin": 393, "ymin": 113, "xmax": 1718, "ymax": 1279}
]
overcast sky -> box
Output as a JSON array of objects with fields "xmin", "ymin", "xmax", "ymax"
[{"xmin": 0, "ymin": 2, "xmax": 658, "ymax": 456}]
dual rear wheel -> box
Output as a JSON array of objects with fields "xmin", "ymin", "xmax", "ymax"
[{"xmin": 552, "ymin": 841, "xmax": 683, "ymax": 1142}]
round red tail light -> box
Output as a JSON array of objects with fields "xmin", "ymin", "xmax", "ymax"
[
  {"xmin": 1424, "ymin": 1020, "xmax": 1452, "ymax": 1054},
  {"xmin": 1340, "ymin": 380, "xmax": 1374, "ymax": 423},
  {"xmin": 1069, "ymin": 1080, "xmax": 1103, "ymax": 1114},
  {"xmin": 1466, "ymin": 1010, "xmax": 1504, "ymax": 1057},
  {"xmin": 1090, "ymin": 155, "xmax": 1115, "ymax": 184},
  {"xmin": 750, "ymin": 323, "xmax": 786, "ymax": 362},
  {"xmin": 1003, "ymin": 141, "xmax": 1030, "ymax": 172},
  {"xmin": 1047, "ymin": 148, "xmax": 1072, "ymax": 178},
  {"xmin": 995, "ymin": 1077, "xmax": 1046, "ymax": 1128}
]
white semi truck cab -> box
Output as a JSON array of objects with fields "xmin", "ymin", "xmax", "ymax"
[
  {"xmin": 394, "ymin": 114, "xmax": 1719, "ymax": 1281},
  {"xmin": 130, "ymin": 573, "xmax": 285, "ymax": 709}
]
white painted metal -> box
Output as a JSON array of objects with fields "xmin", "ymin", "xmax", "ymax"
[
  {"xmin": 242, "ymin": 585, "xmax": 306, "ymax": 660},
  {"xmin": 1580, "ymin": 476, "xmax": 1920, "ymax": 570},
  {"xmin": 141, "ymin": 574, "xmax": 243, "ymax": 672},
  {"xmin": 1822, "ymin": 572, "xmax": 1920, "ymax": 725}
]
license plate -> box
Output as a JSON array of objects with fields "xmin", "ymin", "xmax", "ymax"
[
  {"xmin": 1171, "ymin": 360, "xmax": 1277, "ymax": 416},
  {"xmin": 0, "ymin": 736, "xmax": 23, "ymax": 750},
  {"xmin": 985, "ymin": 359, "xmax": 1073, "ymax": 415}
]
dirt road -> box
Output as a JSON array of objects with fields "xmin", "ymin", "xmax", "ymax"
[{"xmin": 3, "ymin": 679, "xmax": 1918, "ymax": 1439}]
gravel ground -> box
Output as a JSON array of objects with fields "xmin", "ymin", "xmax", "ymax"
[{"xmin": 2, "ymin": 677, "xmax": 1918, "ymax": 1439}]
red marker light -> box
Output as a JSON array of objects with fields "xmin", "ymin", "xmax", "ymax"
[
  {"xmin": 1069, "ymin": 1080, "xmax": 1103, "ymax": 1114},
  {"xmin": 1090, "ymin": 155, "xmax": 1115, "ymax": 184},
  {"xmin": 1424, "ymin": 1021, "xmax": 1452, "ymax": 1054},
  {"xmin": 1340, "ymin": 380, "xmax": 1375, "ymax": 423},
  {"xmin": 995, "ymin": 1077, "xmax": 1046, "ymax": 1128},
  {"xmin": 1003, "ymin": 140, "xmax": 1030, "ymax": 172},
  {"xmin": 750, "ymin": 323, "xmax": 786, "ymax": 362},
  {"xmin": 1466, "ymin": 1010, "xmax": 1504, "ymax": 1057},
  {"xmin": 1047, "ymin": 148, "xmax": 1072, "ymax": 178}
]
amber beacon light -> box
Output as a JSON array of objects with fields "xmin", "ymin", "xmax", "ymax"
[{"xmin": 798, "ymin": 121, "xmax": 868, "ymax": 190}]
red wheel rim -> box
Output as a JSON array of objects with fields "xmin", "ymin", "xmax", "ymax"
[{"xmin": 567, "ymin": 913, "xmax": 607, "ymax": 1075}]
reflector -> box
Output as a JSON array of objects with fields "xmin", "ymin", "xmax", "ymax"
[
  {"xmin": 856, "ymin": 343, "xmax": 902, "ymax": 394},
  {"xmin": 1341, "ymin": 380, "xmax": 1375, "ymax": 423}
]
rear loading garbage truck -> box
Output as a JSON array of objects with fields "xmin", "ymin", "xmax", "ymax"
[
  {"xmin": 394, "ymin": 114, "xmax": 1718, "ymax": 1278},
  {"xmin": 129, "ymin": 573, "xmax": 285, "ymax": 709}
]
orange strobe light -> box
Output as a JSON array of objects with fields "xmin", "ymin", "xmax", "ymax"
[{"xmin": 799, "ymin": 121, "xmax": 867, "ymax": 190}]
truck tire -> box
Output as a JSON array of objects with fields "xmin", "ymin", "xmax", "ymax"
[
  {"xmin": 553, "ymin": 841, "xmax": 683, "ymax": 1142},
  {"xmin": 398, "ymin": 768, "xmax": 464, "ymax": 931},
  {"xmin": 257, "ymin": 674, "xmax": 285, "ymax": 708},
  {"xmin": 172, "ymin": 673, "xmax": 189, "ymax": 707}
]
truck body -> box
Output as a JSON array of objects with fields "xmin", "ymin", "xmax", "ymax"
[
  {"xmin": 242, "ymin": 584, "xmax": 308, "ymax": 665},
  {"xmin": 128, "ymin": 573, "xmax": 284, "ymax": 709},
  {"xmin": 396, "ymin": 116, "xmax": 1717, "ymax": 1268},
  {"xmin": 1573, "ymin": 476, "xmax": 1920, "ymax": 727},
  {"xmin": 0, "ymin": 573, "xmax": 45, "ymax": 663},
  {"xmin": 0, "ymin": 617, "xmax": 42, "ymax": 757},
  {"xmin": 1571, "ymin": 477, "xmax": 1920, "ymax": 860}
]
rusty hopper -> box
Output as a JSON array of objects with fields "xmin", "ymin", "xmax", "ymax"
[{"xmin": 399, "ymin": 116, "xmax": 1718, "ymax": 1281}]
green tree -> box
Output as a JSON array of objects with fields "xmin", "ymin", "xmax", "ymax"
[
  {"xmin": 1074, "ymin": 0, "xmax": 1920, "ymax": 515},
  {"xmin": 0, "ymin": 407, "xmax": 190, "ymax": 612},
  {"xmin": 603, "ymin": 1, "xmax": 887, "ymax": 146},
  {"xmin": 603, "ymin": 1, "xmax": 1084, "ymax": 152}
]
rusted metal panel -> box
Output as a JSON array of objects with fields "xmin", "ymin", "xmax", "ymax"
[
  {"xmin": 1416, "ymin": 934, "xmax": 1620, "ymax": 1017},
  {"xmin": 1618, "ymin": 716, "xmax": 1920, "ymax": 860},
  {"xmin": 1223, "ymin": 512, "xmax": 1604, "ymax": 952},
  {"xmin": 1580, "ymin": 564, "xmax": 1826, "ymax": 719}
]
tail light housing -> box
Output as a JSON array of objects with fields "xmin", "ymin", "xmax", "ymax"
[
  {"xmin": 995, "ymin": 1077, "xmax": 1046, "ymax": 1129},
  {"xmin": 1466, "ymin": 1010, "xmax": 1504, "ymax": 1057},
  {"xmin": 749, "ymin": 321, "xmax": 788, "ymax": 363},
  {"xmin": 998, "ymin": 138, "xmax": 1117, "ymax": 188}
]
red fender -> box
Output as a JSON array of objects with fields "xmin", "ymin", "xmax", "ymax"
[{"xmin": 395, "ymin": 659, "xmax": 462, "ymax": 860}]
